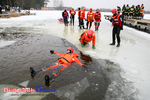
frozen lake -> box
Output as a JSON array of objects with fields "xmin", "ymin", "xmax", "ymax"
[{"xmin": 0, "ymin": 10, "xmax": 150, "ymax": 100}]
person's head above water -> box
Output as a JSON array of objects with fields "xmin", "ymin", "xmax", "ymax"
[{"xmin": 67, "ymin": 47, "xmax": 74, "ymax": 53}]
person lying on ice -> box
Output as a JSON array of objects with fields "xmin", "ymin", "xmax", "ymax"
[
  {"xmin": 79, "ymin": 29, "xmax": 96, "ymax": 49},
  {"xmin": 30, "ymin": 47, "xmax": 87, "ymax": 85}
]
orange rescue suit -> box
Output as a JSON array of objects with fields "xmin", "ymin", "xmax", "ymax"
[
  {"xmin": 54, "ymin": 51, "xmax": 83, "ymax": 66},
  {"xmin": 80, "ymin": 9, "xmax": 85, "ymax": 20},
  {"xmin": 87, "ymin": 11, "xmax": 94, "ymax": 22},
  {"xmin": 80, "ymin": 30, "xmax": 95, "ymax": 46},
  {"xmin": 70, "ymin": 9, "xmax": 76, "ymax": 15},
  {"xmin": 94, "ymin": 12, "xmax": 101, "ymax": 22},
  {"xmin": 78, "ymin": 10, "xmax": 81, "ymax": 16},
  {"xmin": 139, "ymin": 6, "xmax": 144, "ymax": 12},
  {"xmin": 112, "ymin": 14, "xmax": 121, "ymax": 27}
]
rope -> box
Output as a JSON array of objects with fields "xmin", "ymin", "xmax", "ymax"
[{"xmin": 73, "ymin": 27, "xmax": 79, "ymax": 40}]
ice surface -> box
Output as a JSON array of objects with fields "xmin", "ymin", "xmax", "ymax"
[
  {"xmin": 18, "ymin": 80, "xmax": 29, "ymax": 88},
  {"xmin": 0, "ymin": 40, "xmax": 16, "ymax": 48},
  {"xmin": 53, "ymin": 77, "xmax": 90, "ymax": 100}
]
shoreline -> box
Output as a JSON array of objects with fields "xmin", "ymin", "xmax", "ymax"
[{"xmin": 0, "ymin": 11, "xmax": 35, "ymax": 18}]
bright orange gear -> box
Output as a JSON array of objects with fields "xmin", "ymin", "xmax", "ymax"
[
  {"xmin": 80, "ymin": 9, "xmax": 85, "ymax": 20},
  {"xmin": 94, "ymin": 12, "xmax": 101, "ymax": 22},
  {"xmin": 80, "ymin": 29, "xmax": 95, "ymax": 46},
  {"xmin": 87, "ymin": 11, "xmax": 94, "ymax": 22},
  {"xmin": 70, "ymin": 9, "xmax": 76, "ymax": 15},
  {"xmin": 54, "ymin": 51, "xmax": 83, "ymax": 66},
  {"xmin": 111, "ymin": 8, "xmax": 117, "ymax": 14}
]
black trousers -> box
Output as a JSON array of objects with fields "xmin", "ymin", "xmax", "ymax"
[
  {"xmin": 70, "ymin": 15, "xmax": 75, "ymax": 25},
  {"xmin": 79, "ymin": 19, "xmax": 84, "ymax": 26},
  {"xmin": 86, "ymin": 22, "xmax": 92, "ymax": 29},
  {"xmin": 112, "ymin": 25, "xmax": 121, "ymax": 44}
]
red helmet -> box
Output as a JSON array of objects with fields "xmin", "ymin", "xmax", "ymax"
[
  {"xmin": 67, "ymin": 47, "xmax": 74, "ymax": 53},
  {"xmin": 90, "ymin": 8, "xmax": 92, "ymax": 11},
  {"xmin": 86, "ymin": 30, "xmax": 93, "ymax": 38},
  {"xmin": 64, "ymin": 8, "xmax": 66, "ymax": 11},
  {"xmin": 83, "ymin": 8, "xmax": 86, "ymax": 11},
  {"xmin": 96, "ymin": 8, "xmax": 99, "ymax": 11},
  {"xmin": 111, "ymin": 8, "xmax": 117, "ymax": 14}
]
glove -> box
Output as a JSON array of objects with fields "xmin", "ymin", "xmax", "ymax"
[
  {"xmin": 109, "ymin": 18, "xmax": 113, "ymax": 22},
  {"xmin": 92, "ymin": 20, "xmax": 94, "ymax": 22},
  {"xmin": 81, "ymin": 43, "xmax": 84, "ymax": 47},
  {"xmin": 92, "ymin": 45, "xmax": 95, "ymax": 49},
  {"xmin": 50, "ymin": 50, "xmax": 54, "ymax": 54},
  {"xmin": 82, "ymin": 65, "xmax": 87, "ymax": 68}
]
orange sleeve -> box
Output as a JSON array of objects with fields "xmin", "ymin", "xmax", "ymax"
[
  {"xmin": 74, "ymin": 57, "xmax": 83, "ymax": 66},
  {"xmin": 80, "ymin": 33, "xmax": 85, "ymax": 44},
  {"xmin": 54, "ymin": 51, "xmax": 64, "ymax": 56},
  {"xmin": 92, "ymin": 31, "xmax": 95, "ymax": 46},
  {"xmin": 83, "ymin": 11, "xmax": 85, "ymax": 18}
]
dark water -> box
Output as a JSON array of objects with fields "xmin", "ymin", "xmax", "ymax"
[
  {"xmin": 0, "ymin": 32, "xmax": 138, "ymax": 100},
  {"xmin": 0, "ymin": 33, "xmax": 110, "ymax": 100}
]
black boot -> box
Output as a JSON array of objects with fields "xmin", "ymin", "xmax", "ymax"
[
  {"xmin": 83, "ymin": 26, "xmax": 85, "ymax": 29},
  {"xmin": 110, "ymin": 43, "xmax": 115, "ymax": 45},
  {"xmin": 45, "ymin": 74, "xmax": 55, "ymax": 85},
  {"xmin": 45, "ymin": 75, "xmax": 50, "ymax": 84},
  {"xmin": 80, "ymin": 26, "xmax": 82, "ymax": 29},
  {"xmin": 30, "ymin": 67, "xmax": 36, "ymax": 77},
  {"xmin": 116, "ymin": 44, "xmax": 120, "ymax": 47}
]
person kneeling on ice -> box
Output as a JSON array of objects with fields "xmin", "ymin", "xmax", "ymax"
[
  {"xmin": 30, "ymin": 47, "xmax": 87, "ymax": 85},
  {"xmin": 79, "ymin": 29, "xmax": 96, "ymax": 49}
]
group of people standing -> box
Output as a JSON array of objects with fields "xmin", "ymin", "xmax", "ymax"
[
  {"xmin": 62, "ymin": 7, "xmax": 101, "ymax": 31},
  {"xmin": 62, "ymin": 7, "xmax": 123, "ymax": 50},
  {"xmin": 117, "ymin": 4, "xmax": 144, "ymax": 19}
]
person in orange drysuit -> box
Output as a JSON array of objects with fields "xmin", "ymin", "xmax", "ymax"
[
  {"xmin": 139, "ymin": 4, "xmax": 144, "ymax": 18},
  {"xmin": 109, "ymin": 8, "xmax": 122, "ymax": 47},
  {"xmin": 79, "ymin": 29, "xmax": 96, "ymax": 49},
  {"xmin": 30, "ymin": 47, "xmax": 87, "ymax": 84},
  {"xmin": 86, "ymin": 8, "xmax": 94, "ymax": 29},
  {"xmin": 79, "ymin": 8, "xmax": 86, "ymax": 29},
  {"xmin": 94, "ymin": 8, "xmax": 101, "ymax": 31},
  {"xmin": 69, "ymin": 7, "xmax": 76, "ymax": 26}
]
